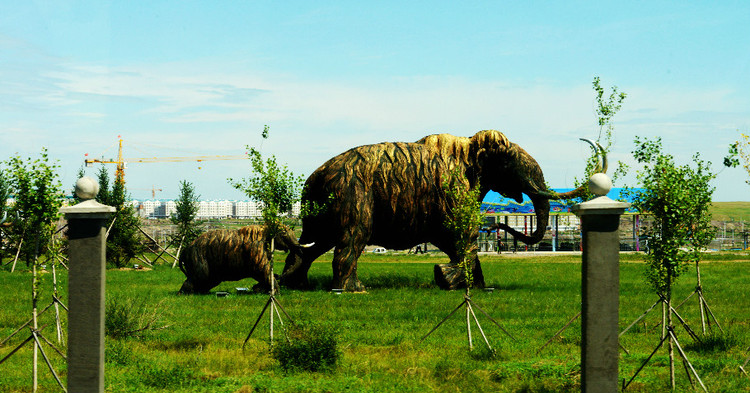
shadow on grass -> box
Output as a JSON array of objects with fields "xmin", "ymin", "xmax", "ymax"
[
  {"xmin": 299, "ymin": 273, "xmax": 537, "ymax": 291},
  {"xmin": 684, "ymin": 331, "xmax": 741, "ymax": 353},
  {"xmin": 151, "ymin": 337, "xmax": 211, "ymax": 351},
  {"xmin": 305, "ymin": 272, "xmax": 436, "ymax": 290}
]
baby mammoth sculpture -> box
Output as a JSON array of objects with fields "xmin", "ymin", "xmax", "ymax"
[
  {"xmin": 281, "ymin": 130, "xmax": 604, "ymax": 291},
  {"xmin": 178, "ymin": 224, "xmax": 310, "ymax": 294}
]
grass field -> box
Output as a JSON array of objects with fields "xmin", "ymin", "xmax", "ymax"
[
  {"xmin": 711, "ymin": 201, "xmax": 750, "ymax": 222},
  {"xmin": 1, "ymin": 252, "xmax": 750, "ymax": 392}
]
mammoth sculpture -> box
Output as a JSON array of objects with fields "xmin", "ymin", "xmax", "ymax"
[
  {"xmin": 281, "ymin": 130, "xmax": 604, "ymax": 291},
  {"xmin": 178, "ymin": 224, "xmax": 310, "ymax": 294}
]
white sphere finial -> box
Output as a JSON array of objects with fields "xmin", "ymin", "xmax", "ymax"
[
  {"xmin": 588, "ymin": 173, "xmax": 612, "ymax": 197},
  {"xmin": 75, "ymin": 176, "xmax": 99, "ymax": 200}
]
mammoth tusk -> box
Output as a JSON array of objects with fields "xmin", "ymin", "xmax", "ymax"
[
  {"xmin": 579, "ymin": 138, "xmax": 608, "ymax": 174},
  {"xmin": 300, "ymin": 242, "xmax": 315, "ymax": 248},
  {"xmin": 539, "ymin": 138, "xmax": 609, "ymax": 201}
]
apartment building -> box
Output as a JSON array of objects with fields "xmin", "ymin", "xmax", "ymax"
[{"xmin": 130, "ymin": 199, "xmax": 300, "ymax": 219}]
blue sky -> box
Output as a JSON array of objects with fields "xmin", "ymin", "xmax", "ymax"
[{"xmin": 1, "ymin": 1, "xmax": 749, "ymax": 201}]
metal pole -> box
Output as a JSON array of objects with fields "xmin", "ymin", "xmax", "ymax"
[{"xmin": 553, "ymin": 215, "xmax": 558, "ymax": 252}]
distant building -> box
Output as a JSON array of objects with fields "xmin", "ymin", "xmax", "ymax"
[{"xmin": 123, "ymin": 199, "xmax": 302, "ymax": 219}]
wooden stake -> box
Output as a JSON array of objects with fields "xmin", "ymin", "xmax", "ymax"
[
  {"xmin": 10, "ymin": 237, "xmax": 22, "ymax": 273},
  {"xmin": 620, "ymin": 298, "xmax": 661, "ymax": 337},
  {"xmin": 740, "ymin": 347, "xmax": 749, "ymax": 377},
  {"xmin": 468, "ymin": 301, "xmax": 492, "ymax": 351},
  {"xmin": 538, "ymin": 311, "xmax": 581, "ymax": 354},
  {"xmin": 171, "ymin": 236, "xmax": 185, "ymax": 268},
  {"xmin": 696, "ymin": 262, "xmax": 706, "ymax": 334},
  {"xmin": 52, "ymin": 265, "xmax": 63, "ymax": 344},
  {"xmin": 466, "ymin": 299, "xmax": 472, "ymax": 350},
  {"xmin": 667, "ymin": 279, "xmax": 675, "ymax": 391},
  {"xmin": 138, "ymin": 226, "xmax": 179, "ymax": 261},
  {"xmin": 668, "ymin": 329, "xmax": 708, "ymax": 392},
  {"xmin": 0, "ymin": 302, "xmax": 55, "ymax": 346},
  {"xmin": 31, "ymin": 331, "xmax": 67, "ymax": 392},
  {"xmin": 469, "ymin": 299, "xmax": 516, "ymax": 341},
  {"xmin": 420, "ymin": 299, "xmax": 466, "ymax": 343},
  {"xmin": 622, "ymin": 333, "xmax": 670, "ymax": 391},
  {"xmin": 243, "ymin": 297, "xmax": 272, "ymax": 349},
  {"xmin": 53, "ymin": 255, "xmax": 68, "ymax": 270},
  {"xmin": 32, "ymin": 262, "xmax": 39, "ymax": 392},
  {"xmin": 105, "ymin": 216, "xmax": 116, "ymax": 238},
  {"xmin": 135, "ymin": 255, "xmax": 154, "ymax": 267},
  {"xmin": 242, "ymin": 235, "xmax": 295, "ymax": 351}
]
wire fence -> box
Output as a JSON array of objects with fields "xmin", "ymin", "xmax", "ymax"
[
  {"xmin": 478, "ymin": 214, "xmax": 750, "ymax": 253},
  {"xmin": 137, "ymin": 215, "xmax": 750, "ymax": 254}
]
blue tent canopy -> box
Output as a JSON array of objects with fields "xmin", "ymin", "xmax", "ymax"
[{"xmin": 481, "ymin": 188, "xmax": 638, "ymax": 214}]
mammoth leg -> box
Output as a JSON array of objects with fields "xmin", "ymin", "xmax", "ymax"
[
  {"xmin": 250, "ymin": 256, "xmax": 274, "ymax": 293},
  {"xmin": 433, "ymin": 245, "xmax": 486, "ymax": 290},
  {"xmin": 331, "ymin": 226, "xmax": 369, "ymax": 292},
  {"xmin": 332, "ymin": 244, "xmax": 366, "ymax": 292},
  {"xmin": 182, "ymin": 279, "xmax": 220, "ymax": 295},
  {"xmin": 178, "ymin": 279, "xmax": 196, "ymax": 294}
]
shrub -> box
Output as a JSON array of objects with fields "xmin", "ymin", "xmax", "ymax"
[
  {"xmin": 271, "ymin": 322, "xmax": 339, "ymax": 372},
  {"xmin": 105, "ymin": 296, "xmax": 168, "ymax": 339},
  {"xmin": 139, "ymin": 360, "xmax": 196, "ymax": 388}
]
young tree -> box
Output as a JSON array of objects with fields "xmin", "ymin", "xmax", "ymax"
[
  {"xmin": 95, "ymin": 165, "xmax": 111, "ymax": 204},
  {"xmin": 95, "ymin": 167, "xmax": 143, "ymax": 267},
  {"xmin": 442, "ymin": 170, "xmax": 484, "ymax": 293},
  {"xmin": 572, "ymin": 76, "xmax": 628, "ymax": 203},
  {"xmin": 0, "ymin": 166, "xmax": 9, "ymax": 219},
  {"xmin": 724, "ymin": 132, "xmax": 750, "ymax": 185},
  {"xmin": 4, "ymin": 148, "xmax": 64, "ymax": 266},
  {"xmin": 231, "ymin": 125, "xmax": 307, "ymax": 347},
  {"xmin": 170, "ymin": 180, "xmax": 203, "ymax": 247},
  {"xmin": 0, "ymin": 166, "xmax": 10, "ymax": 262},
  {"xmin": 229, "ymin": 125, "xmax": 305, "ymax": 247},
  {"xmin": 422, "ymin": 170, "xmax": 507, "ymax": 352},
  {"xmin": 625, "ymin": 136, "xmax": 715, "ymax": 390},
  {"xmin": 628, "ymin": 137, "xmax": 715, "ymax": 294}
]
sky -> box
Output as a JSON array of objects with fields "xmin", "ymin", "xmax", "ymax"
[{"xmin": 1, "ymin": 1, "xmax": 749, "ymax": 201}]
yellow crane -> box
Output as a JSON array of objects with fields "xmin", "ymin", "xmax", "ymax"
[
  {"xmin": 84, "ymin": 138, "xmax": 247, "ymax": 183},
  {"xmin": 131, "ymin": 186, "xmax": 164, "ymax": 199}
]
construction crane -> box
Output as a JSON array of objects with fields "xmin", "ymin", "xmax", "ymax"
[
  {"xmin": 84, "ymin": 138, "xmax": 247, "ymax": 183},
  {"xmin": 131, "ymin": 186, "xmax": 163, "ymax": 199},
  {"xmin": 149, "ymin": 186, "xmax": 162, "ymax": 199}
]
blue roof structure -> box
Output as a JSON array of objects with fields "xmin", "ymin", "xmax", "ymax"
[{"xmin": 481, "ymin": 188, "xmax": 638, "ymax": 214}]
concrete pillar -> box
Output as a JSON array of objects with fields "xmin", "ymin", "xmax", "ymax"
[
  {"xmin": 60, "ymin": 177, "xmax": 115, "ymax": 393},
  {"xmin": 572, "ymin": 173, "xmax": 629, "ymax": 393}
]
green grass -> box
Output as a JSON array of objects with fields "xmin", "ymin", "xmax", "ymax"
[
  {"xmin": 711, "ymin": 201, "xmax": 750, "ymax": 222},
  {"xmin": 1, "ymin": 252, "xmax": 750, "ymax": 392}
]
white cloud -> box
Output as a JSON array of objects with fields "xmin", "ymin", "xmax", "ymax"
[{"xmin": 3, "ymin": 56, "xmax": 749, "ymax": 200}]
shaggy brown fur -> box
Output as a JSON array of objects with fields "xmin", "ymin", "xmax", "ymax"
[
  {"xmin": 282, "ymin": 130, "xmax": 582, "ymax": 291},
  {"xmin": 179, "ymin": 225, "xmax": 302, "ymax": 294}
]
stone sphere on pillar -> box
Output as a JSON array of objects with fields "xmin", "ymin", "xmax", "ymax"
[
  {"xmin": 588, "ymin": 173, "xmax": 612, "ymax": 197},
  {"xmin": 75, "ymin": 176, "xmax": 99, "ymax": 200}
]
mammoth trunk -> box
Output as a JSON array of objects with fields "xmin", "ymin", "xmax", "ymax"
[
  {"xmin": 496, "ymin": 195, "xmax": 550, "ymax": 245},
  {"xmin": 434, "ymin": 258, "xmax": 486, "ymax": 290}
]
